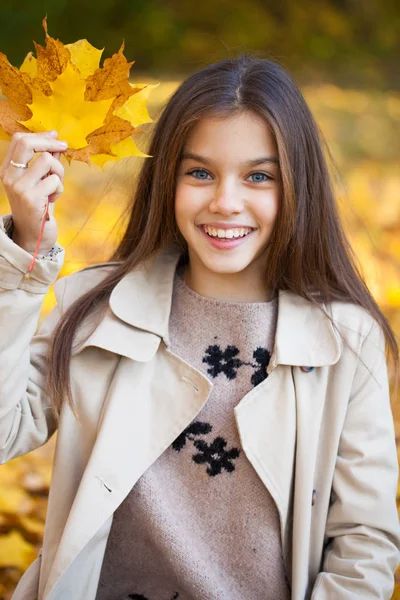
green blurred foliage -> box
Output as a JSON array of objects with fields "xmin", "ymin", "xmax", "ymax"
[{"xmin": 0, "ymin": 0, "xmax": 399, "ymax": 88}]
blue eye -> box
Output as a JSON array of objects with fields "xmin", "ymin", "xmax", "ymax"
[
  {"xmin": 248, "ymin": 172, "xmax": 271, "ymax": 183},
  {"xmin": 188, "ymin": 169, "xmax": 211, "ymax": 180},
  {"xmin": 186, "ymin": 169, "xmax": 272, "ymax": 183}
]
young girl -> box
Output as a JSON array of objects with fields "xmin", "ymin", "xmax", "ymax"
[{"xmin": 0, "ymin": 56, "xmax": 399, "ymax": 600}]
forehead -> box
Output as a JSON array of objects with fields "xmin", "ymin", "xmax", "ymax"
[{"xmin": 183, "ymin": 110, "xmax": 277, "ymax": 156}]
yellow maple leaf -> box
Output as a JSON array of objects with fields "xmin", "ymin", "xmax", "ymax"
[
  {"xmin": 114, "ymin": 83, "xmax": 159, "ymax": 126},
  {"xmin": 91, "ymin": 135, "xmax": 149, "ymax": 168},
  {"xmin": 65, "ymin": 39, "xmax": 104, "ymax": 80},
  {"xmin": 20, "ymin": 61, "xmax": 114, "ymax": 148},
  {"xmin": 20, "ymin": 51, "xmax": 38, "ymax": 78}
]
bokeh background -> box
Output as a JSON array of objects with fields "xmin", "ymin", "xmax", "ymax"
[{"xmin": 0, "ymin": 1, "xmax": 399, "ymax": 598}]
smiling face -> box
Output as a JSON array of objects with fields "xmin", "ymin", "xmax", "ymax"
[{"xmin": 175, "ymin": 110, "xmax": 281, "ymax": 301}]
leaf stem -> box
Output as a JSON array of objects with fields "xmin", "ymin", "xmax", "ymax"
[{"xmin": 25, "ymin": 199, "xmax": 50, "ymax": 279}]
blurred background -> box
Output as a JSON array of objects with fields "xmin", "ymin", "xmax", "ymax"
[{"xmin": 0, "ymin": 1, "xmax": 399, "ymax": 598}]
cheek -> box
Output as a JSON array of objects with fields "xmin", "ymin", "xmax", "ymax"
[
  {"xmin": 174, "ymin": 184, "xmax": 187, "ymax": 227},
  {"xmin": 175, "ymin": 183, "xmax": 205, "ymax": 226},
  {"xmin": 253, "ymin": 193, "xmax": 280, "ymax": 228}
]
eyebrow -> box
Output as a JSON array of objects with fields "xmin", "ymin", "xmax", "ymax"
[{"xmin": 181, "ymin": 152, "xmax": 279, "ymax": 167}]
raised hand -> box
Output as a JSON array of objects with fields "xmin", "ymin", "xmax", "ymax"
[{"xmin": 0, "ymin": 130, "xmax": 68, "ymax": 255}]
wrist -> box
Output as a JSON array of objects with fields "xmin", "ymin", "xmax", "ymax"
[
  {"xmin": 11, "ymin": 231, "xmax": 37, "ymax": 254},
  {"xmin": 4, "ymin": 216, "xmax": 57, "ymax": 258},
  {"xmin": 12, "ymin": 233, "xmax": 54, "ymax": 257}
]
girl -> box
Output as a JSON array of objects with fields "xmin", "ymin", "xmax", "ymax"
[{"xmin": 0, "ymin": 56, "xmax": 399, "ymax": 600}]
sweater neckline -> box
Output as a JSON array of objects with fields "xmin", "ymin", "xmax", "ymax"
[{"xmin": 174, "ymin": 267, "xmax": 278, "ymax": 310}]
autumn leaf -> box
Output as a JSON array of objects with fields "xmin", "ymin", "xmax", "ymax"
[
  {"xmin": 65, "ymin": 38, "xmax": 104, "ymax": 79},
  {"xmin": 0, "ymin": 485, "xmax": 31, "ymax": 514},
  {"xmin": 0, "ymin": 17, "xmax": 156, "ymax": 168},
  {"xmin": 91, "ymin": 135, "xmax": 149, "ymax": 168},
  {"xmin": 18, "ymin": 516, "xmax": 44, "ymax": 544},
  {"xmin": 0, "ymin": 16, "xmax": 157, "ymax": 275},
  {"xmin": 19, "ymin": 50, "xmax": 53, "ymax": 96},
  {"xmin": 19, "ymin": 51, "xmax": 37, "ymax": 78},
  {"xmin": 33, "ymin": 16, "xmax": 70, "ymax": 82},
  {"xmin": 85, "ymin": 115, "xmax": 137, "ymax": 155},
  {"xmin": 0, "ymin": 531, "xmax": 37, "ymax": 571},
  {"xmin": 20, "ymin": 61, "xmax": 114, "ymax": 149},
  {"xmin": 84, "ymin": 41, "xmax": 134, "ymax": 103},
  {"xmin": 0, "ymin": 52, "xmax": 32, "ymax": 111},
  {"xmin": 0, "ymin": 99, "xmax": 31, "ymax": 137},
  {"xmin": 114, "ymin": 83, "xmax": 159, "ymax": 126}
]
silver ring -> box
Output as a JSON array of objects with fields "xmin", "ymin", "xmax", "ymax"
[{"xmin": 10, "ymin": 159, "xmax": 28, "ymax": 169}]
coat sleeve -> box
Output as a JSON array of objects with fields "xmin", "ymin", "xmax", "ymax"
[
  {"xmin": 311, "ymin": 316, "xmax": 400, "ymax": 599},
  {"xmin": 0, "ymin": 216, "xmax": 65, "ymax": 463}
]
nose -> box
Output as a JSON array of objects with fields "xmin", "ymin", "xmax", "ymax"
[{"xmin": 209, "ymin": 180, "xmax": 244, "ymax": 215}]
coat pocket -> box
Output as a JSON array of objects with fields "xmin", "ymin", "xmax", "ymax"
[{"xmin": 11, "ymin": 549, "xmax": 42, "ymax": 600}]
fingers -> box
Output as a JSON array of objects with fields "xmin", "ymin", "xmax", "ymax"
[
  {"xmin": 47, "ymin": 200, "xmax": 56, "ymax": 219},
  {"xmin": 0, "ymin": 132, "xmax": 68, "ymax": 184},
  {"xmin": 21, "ymin": 151, "xmax": 65, "ymax": 188},
  {"xmin": 31, "ymin": 173, "xmax": 64, "ymax": 201},
  {"xmin": 0, "ymin": 131, "xmax": 67, "ymax": 254},
  {"xmin": 0, "ymin": 131, "xmax": 55, "ymax": 176}
]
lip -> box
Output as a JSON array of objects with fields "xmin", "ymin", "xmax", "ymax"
[
  {"xmin": 198, "ymin": 224, "xmax": 255, "ymax": 250},
  {"xmin": 200, "ymin": 222, "xmax": 255, "ymax": 230}
]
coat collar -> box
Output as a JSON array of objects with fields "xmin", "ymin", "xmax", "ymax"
[{"xmin": 108, "ymin": 248, "xmax": 342, "ymax": 368}]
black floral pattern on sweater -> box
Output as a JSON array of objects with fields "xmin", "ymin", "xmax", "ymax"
[
  {"xmin": 192, "ymin": 436, "xmax": 240, "ymax": 476},
  {"xmin": 172, "ymin": 421, "xmax": 240, "ymax": 477},
  {"xmin": 171, "ymin": 344, "xmax": 270, "ymax": 477},
  {"xmin": 202, "ymin": 344, "xmax": 270, "ymax": 386}
]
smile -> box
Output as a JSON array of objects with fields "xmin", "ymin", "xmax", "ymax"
[
  {"xmin": 198, "ymin": 225, "xmax": 255, "ymax": 250},
  {"xmin": 202, "ymin": 225, "xmax": 253, "ymax": 239}
]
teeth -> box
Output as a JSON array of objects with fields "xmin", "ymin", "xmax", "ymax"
[{"xmin": 203, "ymin": 226, "xmax": 252, "ymax": 239}]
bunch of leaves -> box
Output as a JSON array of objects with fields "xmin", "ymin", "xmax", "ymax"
[{"xmin": 0, "ymin": 16, "xmax": 158, "ymax": 168}]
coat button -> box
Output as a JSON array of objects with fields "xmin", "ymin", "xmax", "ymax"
[
  {"xmin": 300, "ymin": 366, "xmax": 315, "ymax": 372},
  {"xmin": 312, "ymin": 489, "xmax": 317, "ymax": 506}
]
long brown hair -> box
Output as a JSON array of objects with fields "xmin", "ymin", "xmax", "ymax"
[{"xmin": 47, "ymin": 55, "xmax": 398, "ymax": 418}]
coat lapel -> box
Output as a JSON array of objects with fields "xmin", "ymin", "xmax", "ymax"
[
  {"xmin": 234, "ymin": 365, "xmax": 297, "ymax": 561},
  {"xmin": 269, "ymin": 290, "xmax": 342, "ymax": 369}
]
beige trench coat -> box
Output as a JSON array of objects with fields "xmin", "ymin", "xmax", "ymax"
[{"xmin": 0, "ymin": 218, "xmax": 399, "ymax": 600}]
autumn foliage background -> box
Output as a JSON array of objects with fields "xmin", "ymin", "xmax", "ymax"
[{"xmin": 0, "ymin": 2, "xmax": 399, "ymax": 598}]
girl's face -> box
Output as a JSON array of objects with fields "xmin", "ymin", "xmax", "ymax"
[{"xmin": 175, "ymin": 110, "xmax": 281, "ymax": 299}]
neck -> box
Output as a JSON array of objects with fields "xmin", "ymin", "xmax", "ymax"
[{"xmin": 183, "ymin": 255, "xmax": 274, "ymax": 303}]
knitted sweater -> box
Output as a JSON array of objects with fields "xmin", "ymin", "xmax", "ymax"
[{"xmin": 95, "ymin": 268, "xmax": 291, "ymax": 600}]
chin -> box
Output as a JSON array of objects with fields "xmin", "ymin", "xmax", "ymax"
[{"xmin": 199, "ymin": 253, "xmax": 256, "ymax": 275}]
